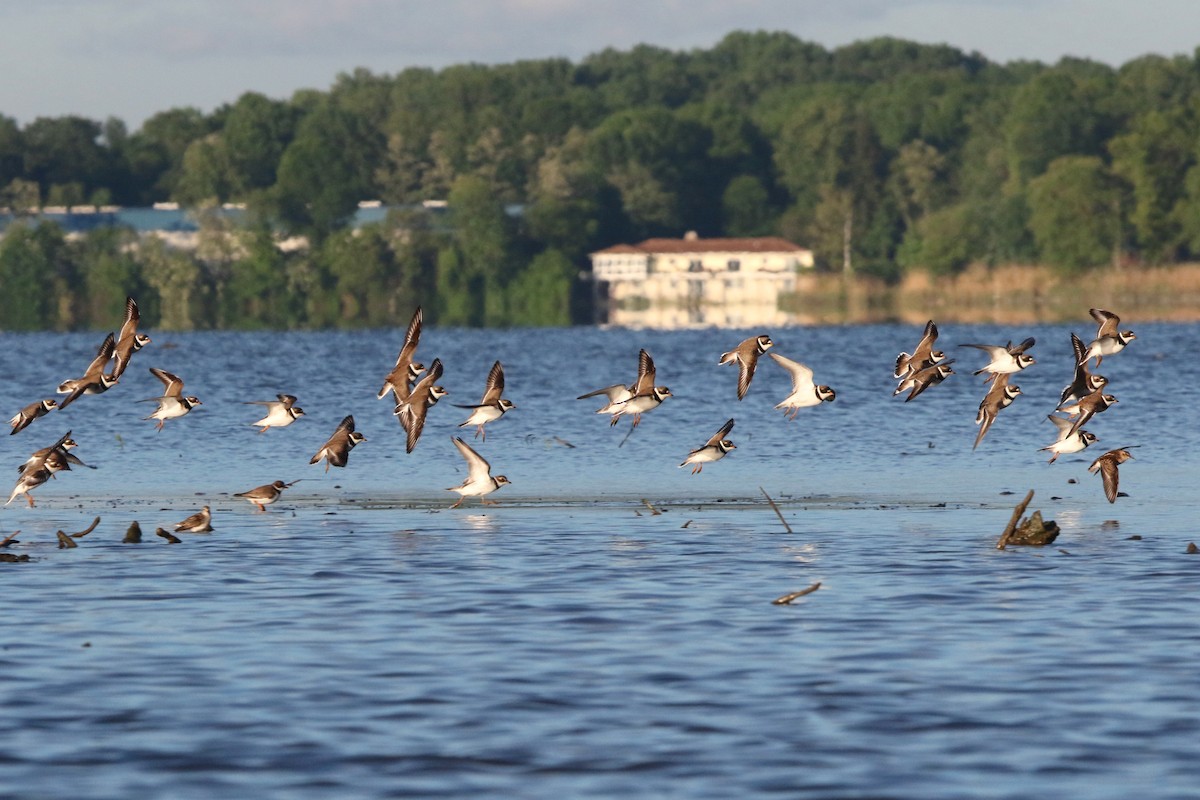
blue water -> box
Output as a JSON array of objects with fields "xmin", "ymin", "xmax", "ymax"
[{"xmin": 2, "ymin": 322, "xmax": 1198, "ymax": 798}]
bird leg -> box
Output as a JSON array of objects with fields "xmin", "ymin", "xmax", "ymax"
[
  {"xmin": 325, "ymin": 462, "xmax": 331, "ymax": 474},
  {"xmin": 691, "ymin": 465, "xmax": 702, "ymax": 475},
  {"xmin": 482, "ymin": 498, "xmax": 498, "ymax": 506},
  {"xmin": 155, "ymin": 420, "xmax": 164, "ymax": 431},
  {"xmin": 27, "ymin": 494, "xmax": 35, "ymax": 508},
  {"xmin": 450, "ymin": 496, "xmax": 465, "ymax": 509},
  {"xmin": 254, "ymin": 502, "xmax": 265, "ymax": 512}
]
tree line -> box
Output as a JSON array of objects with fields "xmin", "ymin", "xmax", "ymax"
[{"xmin": 2, "ymin": 32, "xmax": 1200, "ymax": 329}]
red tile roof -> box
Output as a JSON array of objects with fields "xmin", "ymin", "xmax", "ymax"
[{"xmin": 592, "ymin": 236, "xmax": 807, "ymax": 256}]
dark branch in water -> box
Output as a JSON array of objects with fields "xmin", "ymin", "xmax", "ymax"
[
  {"xmin": 760, "ymin": 487, "xmax": 792, "ymax": 534},
  {"xmin": 773, "ymin": 583, "xmax": 821, "ymax": 604}
]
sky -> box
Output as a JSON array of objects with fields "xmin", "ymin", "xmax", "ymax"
[{"xmin": 2, "ymin": 0, "xmax": 1197, "ymax": 129}]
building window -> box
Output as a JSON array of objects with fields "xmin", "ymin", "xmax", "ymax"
[
  {"xmin": 727, "ymin": 259, "xmax": 740, "ymax": 272},
  {"xmin": 688, "ymin": 259, "xmax": 703, "ymax": 273}
]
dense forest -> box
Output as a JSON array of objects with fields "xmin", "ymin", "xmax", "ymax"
[{"xmin": 2, "ymin": 32, "xmax": 1200, "ymax": 330}]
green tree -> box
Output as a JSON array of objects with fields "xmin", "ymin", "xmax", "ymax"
[
  {"xmin": 506, "ymin": 249, "xmax": 575, "ymax": 326},
  {"xmin": 140, "ymin": 238, "xmax": 201, "ymax": 330},
  {"xmin": 0, "ymin": 223, "xmax": 59, "ymax": 329},
  {"xmin": 722, "ymin": 174, "xmax": 775, "ymax": 236},
  {"xmin": 1027, "ymin": 156, "xmax": 1123, "ymax": 271}
]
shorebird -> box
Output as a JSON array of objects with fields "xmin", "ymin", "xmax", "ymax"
[
  {"xmin": 9, "ymin": 399, "xmax": 57, "ymax": 436},
  {"xmin": 1081, "ymin": 308, "xmax": 1135, "ymax": 367},
  {"xmin": 894, "ymin": 319, "xmax": 944, "ymax": 380},
  {"xmin": 111, "ymin": 296, "xmax": 151, "ymax": 380},
  {"xmin": 246, "ymin": 394, "xmax": 305, "ymax": 432},
  {"xmin": 447, "ymin": 437, "xmax": 510, "ymax": 508},
  {"xmin": 57, "ymin": 332, "xmax": 118, "ymax": 409},
  {"xmin": 973, "ymin": 373, "xmax": 1021, "ymax": 450},
  {"xmin": 958, "ymin": 338, "xmax": 1035, "ymax": 381},
  {"xmin": 455, "ymin": 360, "xmax": 514, "ymax": 441},
  {"xmin": 310, "ymin": 415, "xmax": 366, "ymax": 472},
  {"xmin": 235, "ymin": 480, "xmax": 299, "ymax": 512},
  {"xmin": 142, "ymin": 368, "xmax": 202, "ymax": 430},
  {"xmin": 680, "ymin": 418, "xmax": 736, "ymax": 474},
  {"xmin": 769, "ymin": 353, "xmax": 836, "ymax": 418},
  {"xmin": 719, "ymin": 334, "xmax": 773, "ymax": 400},
  {"xmin": 395, "ymin": 357, "xmax": 446, "ymax": 453},
  {"xmin": 174, "ymin": 506, "xmax": 213, "ymax": 533},
  {"xmin": 378, "ymin": 306, "xmax": 424, "ymax": 404},
  {"xmin": 1040, "ymin": 415, "xmax": 1099, "ymax": 464},
  {"xmin": 1089, "ymin": 447, "xmax": 1136, "ymax": 503}
]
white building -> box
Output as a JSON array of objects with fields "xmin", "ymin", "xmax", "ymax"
[{"xmin": 589, "ymin": 233, "xmax": 815, "ymax": 328}]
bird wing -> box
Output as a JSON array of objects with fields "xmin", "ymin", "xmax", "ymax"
[
  {"xmin": 400, "ymin": 402, "xmax": 428, "ymax": 453},
  {"xmin": 1006, "ymin": 337, "xmax": 1036, "ymax": 355},
  {"xmin": 704, "ymin": 419, "xmax": 735, "ymax": 448},
  {"xmin": 735, "ymin": 354, "xmax": 757, "ymax": 401},
  {"xmin": 632, "ymin": 349, "xmax": 656, "ymax": 396},
  {"xmin": 1090, "ymin": 308, "xmax": 1119, "ymax": 339},
  {"xmin": 577, "ymin": 384, "xmax": 629, "ymax": 401},
  {"xmin": 769, "ymin": 353, "xmax": 815, "ymax": 393},
  {"xmin": 174, "ymin": 510, "xmax": 205, "ymax": 531},
  {"xmin": 82, "ymin": 332, "xmax": 117, "ymax": 378},
  {"xmin": 1046, "ymin": 414, "xmax": 1073, "ymax": 438},
  {"xmin": 913, "ymin": 319, "xmax": 939, "ymax": 361},
  {"xmin": 481, "ymin": 360, "xmax": 505, "ymax": 405},
  {"xmin": 150, "ymin": 367, "xmax": 185, "ymax": 397},
  {"xmin": 958, "ymin": 343, "xmax": 1007, "ymax": 359},
  {"xmin": 117, "ymin": 297, "xmax": 140, "ymax": 344},
  {"xmin": 394, "ymin": 306, "xmax": 423, "ymax": 368},
  {"xmin": 453, "ymin": 436, "xmax": 491, "ymax": 482}
]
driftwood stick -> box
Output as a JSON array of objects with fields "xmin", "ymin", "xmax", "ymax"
[
  {"xmin": 760, "ymin": 487, "xmax": 793, "ymax": 533},
  {"xmin": 773, "ymin": 582, "xmax": 822, "ymax": 605},
  {"xmin": 70, "ymin": 516, "xmax": 101, "ymax": 539},
  {"xmin": 0, "ymin": 531, "xmax": 19, "ymax": 548},
  {"xmin": 641, "ymin": 498, "xmax": 662, "ymax": 516},
  {"xmin": 996, "ymin": 489, "xmax": 1035, "ymax": 550}
]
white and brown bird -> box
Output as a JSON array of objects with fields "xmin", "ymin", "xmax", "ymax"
[
  {"xmin": 378, "ymin": 306, "xmax": 425, "ymax": 404},
  {"xmin": 897, "ymin": 359, "xmax": 955, "ymax": 402},
  {"xmin": 9, "ymin": 399, "xmax": 57, "ymax": 435},
  {"xmin": 610, "ymin": 349, "xmax": 671, "ymax": 427},
  {"xmin": 719, "ymin": 334, "xmax": 773, "ymax": 400},
  {"xmin": 18, "ymin": 432, "xmax": 87, "ymax": 477},
  {"xmin": 1081, "ymin": 308, "xmax": 1136, "ymax": 367},
  {"xmin": 680, "ymin": 418, "xmax": 736, "ymax": 474},
  {"xmin": 395, "ymin": 357, "xmax": 446, "ymax": 453},
  {"xmin": 246, "ymin": 394, "xmax": 305, "ymax": 432},
  {"xmin": 959, "ymin": 337, "xmax": 1036, "ymax": 380},
  {"xmin": 973, "ymin": 373, "xmax": 1021, "ymax": 450},
  {"xmin": 57, "ymin": 332, "xmax": 118, "ymax": 409},
  {"xmin": 894, "ymin": 319, "xmax": 944, "ymax": 380},
  {"xmin": 1089, "ymin": 447, "xmax": 1136, "ymax": 503},
  {"xmin": 174, "ymin": 506, "xmax": 213, "ymax": 533},
  {"xmin": 111, "ymin": 296, "xmax": 151, "ymax": 380},
  {"xmin": 235, "ymin": 480, "xmax": 298, "ymax": 512},
  {"xmin": 310, "ymin": 415, "xmax": 366, "ymax": 472},
  {"xmin": 1063, "ymin": 389, "xmax": 1118, "ymax": 439},
  {"xmin": 1059, "ymin": 332, "xmax": 1108, "ymax": 409},
  {"xmin": 6, "ymin": 467, "xmax": 51, "ymax": 508},
  {"xmin": 447, "ymin": 437, "xmax": 510, "ymax": 509},
  {"xmin": 142, "ymin": 368, "xmax": 202, "ymax": 430},
  {"xmin": 769, "ymin": 353, "xmax": 836, "ymax": 418},
  {"xmin": 455, "ymin": 360, "xmax": 514, "ymax": 441},
  {"xmin": 1040, "ymin": 415, "xmax": 1099, "ymax": 464}
]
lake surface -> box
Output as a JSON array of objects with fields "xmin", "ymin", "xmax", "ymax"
[{"xmin": 2, "ymin": 322, "xmax": 1199, "ymax": 799}]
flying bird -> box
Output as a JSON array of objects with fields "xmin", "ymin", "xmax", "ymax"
[
  {"xmin": 142, "ymin": 368, "xmax": 202, "ymax": 430},
  {"xmin": 894, "ymin": 319, "xmax": 944, "ymax": 380},
  {"xmin": 1059, "ymin": 332, "xmax": 1108, "ymax": 409},
  {"xmin": 719, "ymin": 334, "xmax": 773, "ymax": 400},
  {"xmin": 57, "ymin": 332, "xmax": 118, "ymax": 409},
  {"xmin": 395, "ymin": 357, "xmax": 446, "ymax": 453},
  {"xmin": 1081, "ymin": 308, "xmax": 1136, "ymax": 367},
  {"xmin": 1040, "ymin": 415, "xmax": 1099, "ymax": 464},
  {"xmin": 111, "ymin": 296, "xmax": 151, "ymax": 380},
  {"xmin": 9, "ymin": 398, "xmax": 57, "ymax": 435},
  {"xmin": 958, "ymin": 338, "xmax": 1035, "ymax": 380},
  {"xmin": 310, "ymin": 415, "xmax": 366, "ymax": 472},
  {"xmin": 455, "ymin": 360, "xmax": 515, "ymax": 441},
  {"xmin": 447, "ymin": 437, "xmax": 510, "ymax": 508},
  {"xmin": 1089, "ymin": 447, "xmax": 1136, "ymax": 503},
  {"xmin": 246, "ymin": 394, "xmax": 305, "ymax": 432},
  {"xmin": 680, "ymin": 419, "xmax": 736, "ymax": 474},
  {"xmin": 973, "ymin": 373, "xmax": 1021, "ymax": 450},
  {"xmin": 768, "ymin": 353, "xmax": 836, "ymax": 418},
  {"xmin": 378, "ymin": 306, "xmax": 424, "ymax": 404}
]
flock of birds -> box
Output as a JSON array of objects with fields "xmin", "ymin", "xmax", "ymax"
[{"xmin": 2, "ymin": 297, "xmax": 1140, "ymax": 541}]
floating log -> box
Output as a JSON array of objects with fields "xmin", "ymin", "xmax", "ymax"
[
  {"xmin": 772, "ymin": 582, "xmax": 821, "ymax": 605},
  {"xmin": 760, "ymin": 487, "xmax": 793, "ymax": 534},
  {"xmin": 996, "ymin": 490, "xmax": 1060, "ymax": 548}
]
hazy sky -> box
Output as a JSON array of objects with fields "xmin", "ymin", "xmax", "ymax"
[{"xmin": 2, "ymin": 0, "xmax": 1196, "ymax": 129}]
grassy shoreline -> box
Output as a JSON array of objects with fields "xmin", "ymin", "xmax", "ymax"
[{"xmin": 781, "ymin": 263, "xmax": 1200, "ymax": 324}]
